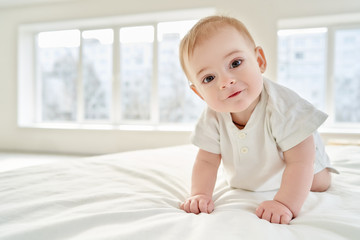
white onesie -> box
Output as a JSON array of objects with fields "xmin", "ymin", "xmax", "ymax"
[{"xmin": 191, "ymin": 77, "xmax": 337, "ymax": 191}]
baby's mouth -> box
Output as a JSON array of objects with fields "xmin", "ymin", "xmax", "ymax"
[{"xmin": 228, "ymin": 91, "xmax": 242, "ymax": 98}]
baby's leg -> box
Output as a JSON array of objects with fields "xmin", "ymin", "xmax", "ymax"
[{"xmin": 311, "ymin": 168, "xmax": 331, "ymax": 192}]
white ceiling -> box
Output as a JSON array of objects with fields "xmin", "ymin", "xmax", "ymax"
[{"xmin": 0, "ymin": 0, "xmax": 76, "ymax": 9}]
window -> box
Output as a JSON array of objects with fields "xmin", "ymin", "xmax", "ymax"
[
  {"xmin": 278, "ymin": 28, "xmax": 328, "ymax": 111},
  {"xmin": 277, "ymin": 18, "xmax": 360, "ymax": 128},
  {"xmin": 18, "ymin": 9, "xmax": 214, "ymax": 129},
  {"xmin": 119, "ymin": 26, "xmax": 154, "ymax": 121},
  {"xmin": 82, "ymin": 29, "xmax": 113, "ymax": 121},
  {"xmin": 37, "ymin": 30, "xmax": 80, "ymax": 122},
  {"xmin": 157, "ymin": 21, "xmax": 205, "ymax": 123},
  {"xmin": 333, "ymin": 28, "xmax": 360, "ymax": 123}
]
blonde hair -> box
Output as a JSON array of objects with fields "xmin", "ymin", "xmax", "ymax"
[{"xmin": 179, "ymin": 15, "xmax": 256, "ymax": 82}]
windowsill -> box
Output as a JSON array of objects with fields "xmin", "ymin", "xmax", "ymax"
[
  {"xmin": 18, "ymin": 122, "xmax": 195, "ymax": 132},
  {"xmin": 319, "ymin": 126, "xmax": 360, "ymax": 145},
  {"xmin": 19, "ymin": 122, "xmax": 360, "ymax": 134},
  {"xmin": 319, "ymin": 126, "xmax": 360, "ymax": 135}
]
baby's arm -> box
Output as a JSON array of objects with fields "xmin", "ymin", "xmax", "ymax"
[
  {"xmin": 180, "ymin": 149, "xmax": 221, "ymax": 214},
  {"xmin": 256, "ymin": 135, "xmax": 315, "ymax": 224}
]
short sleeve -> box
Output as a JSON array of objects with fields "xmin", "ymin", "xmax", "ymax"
[
  {"xmin": 191, "ymin": 107, "xmax": 221, "ymax": 154},
  {"xmin": 267, "ymin": 84, "xmax": 328, "ymax": 152}
]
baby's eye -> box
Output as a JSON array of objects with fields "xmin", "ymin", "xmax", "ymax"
[
  {"xmin": 203, "ymin": 75, "xmax": 215, "ymax": 84},
  {"xmin": 230, "ymin": 59, "xmax": 242, "ymax": 69}
]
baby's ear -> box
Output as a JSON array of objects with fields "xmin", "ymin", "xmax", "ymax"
[
  {"xmin": 255, "ymin": 47, "xmax": 267, "ymax": 73},
  {"xmin": 190, "ymin": 84, "xmax": 204, "ymax": 100}
]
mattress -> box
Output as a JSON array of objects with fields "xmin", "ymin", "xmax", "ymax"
[{"xmin": 0, "ymin": 144, "xmax": 359, "ymax": 240}]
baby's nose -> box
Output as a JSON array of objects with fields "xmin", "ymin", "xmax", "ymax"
[{"xmin": 220, "ymin": 78, "xmax": 236, "ymax": 89}]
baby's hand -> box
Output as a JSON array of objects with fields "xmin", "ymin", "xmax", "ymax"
[
  {"xmin": 180, "ymin": 194, "xmax": 214, "ymax": 214},
  {"xmin": 255, "ymin": 200, "xmax": 293, "ymax": 224}
]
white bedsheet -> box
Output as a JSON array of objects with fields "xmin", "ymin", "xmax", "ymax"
[{"xmin": 0, "ymin": 145, "xmax": 359, "ymax": 240}]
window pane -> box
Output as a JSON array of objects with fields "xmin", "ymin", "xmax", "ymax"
[
  {"xmin": 82, "ymin": 29, "xmax": 113, "ymax": 120},
  {"xmin": 277, "ymin": 28, "xmax": 327, "ymax": 110},
  {"xmin": 37, "ymin": 30, "xmax": 79, "ymax": 121},
  {"xmin": 334, "ymin": 28, "xmax": 360, "ymax": 123},
  {"xmin": 120, "ymin": 26, "xmax": 153, "ymax": 121},
  {"xmin": 158, "ymin": 20, "xmax": 204, "ymax": 123}
]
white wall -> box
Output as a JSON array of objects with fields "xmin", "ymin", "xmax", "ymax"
[{"xmin": 1, "ymin": 0, "xmax": 360, "ymax": 155}]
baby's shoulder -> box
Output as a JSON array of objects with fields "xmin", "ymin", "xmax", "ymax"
[{"xmin": 263, "ymin": 78, "xmax": 308, "ymax": 113}]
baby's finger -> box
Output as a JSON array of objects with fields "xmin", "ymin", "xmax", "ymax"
[
  {"xmin": 198, "ymin": 199, "xmax": 208, "ymax": 213},
  {"xmin": 183, "ymin": 200, "xmax": 191, "ymax": 213},
  {"xmin": 271, "ymin": 213, "xmax": 281, "ymax": 224},
  {"xmin": 280, "ymin": 214, "xmax": 292, "ymax": 225},
  {"xmin": 261, "ymin": 210, "xmax": 272, "ymax": 222},
  {"xmin": 190, "ymin": 199, "xmax": 200, "ymax": 214},
  {"xmin": 208, "ymin": 201, "xmax": 214, "ymax": 213},
  {"xmin": 255, "ymin": 206, "xmax": 264, "ymax": 218}
]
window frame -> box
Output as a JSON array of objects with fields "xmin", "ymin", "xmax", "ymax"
[{"xmin": 17, "ymin": 8, "xmax": 214, "ymax": 130}]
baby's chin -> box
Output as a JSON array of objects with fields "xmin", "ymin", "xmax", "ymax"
[
  {"xmin": 210, "ymin": 98, "xmax": 259, "ymax": 114},
  {"xmin": 208, "ymin": 105, "xmax": 251, "ymax": 114}
]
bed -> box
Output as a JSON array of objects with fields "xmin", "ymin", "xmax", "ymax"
[{"xmin": 0, "ymin": 144, "xmax": 359, "ymax": 240}]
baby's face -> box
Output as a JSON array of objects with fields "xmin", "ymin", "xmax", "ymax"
[{"xmin": 187, "ymin": 26, "xmax": 266, "ymax": 113}]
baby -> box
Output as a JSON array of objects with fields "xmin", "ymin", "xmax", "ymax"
[{"xmin": 178, "ymin": 15, "xmax": 337, "ymax": 224}]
